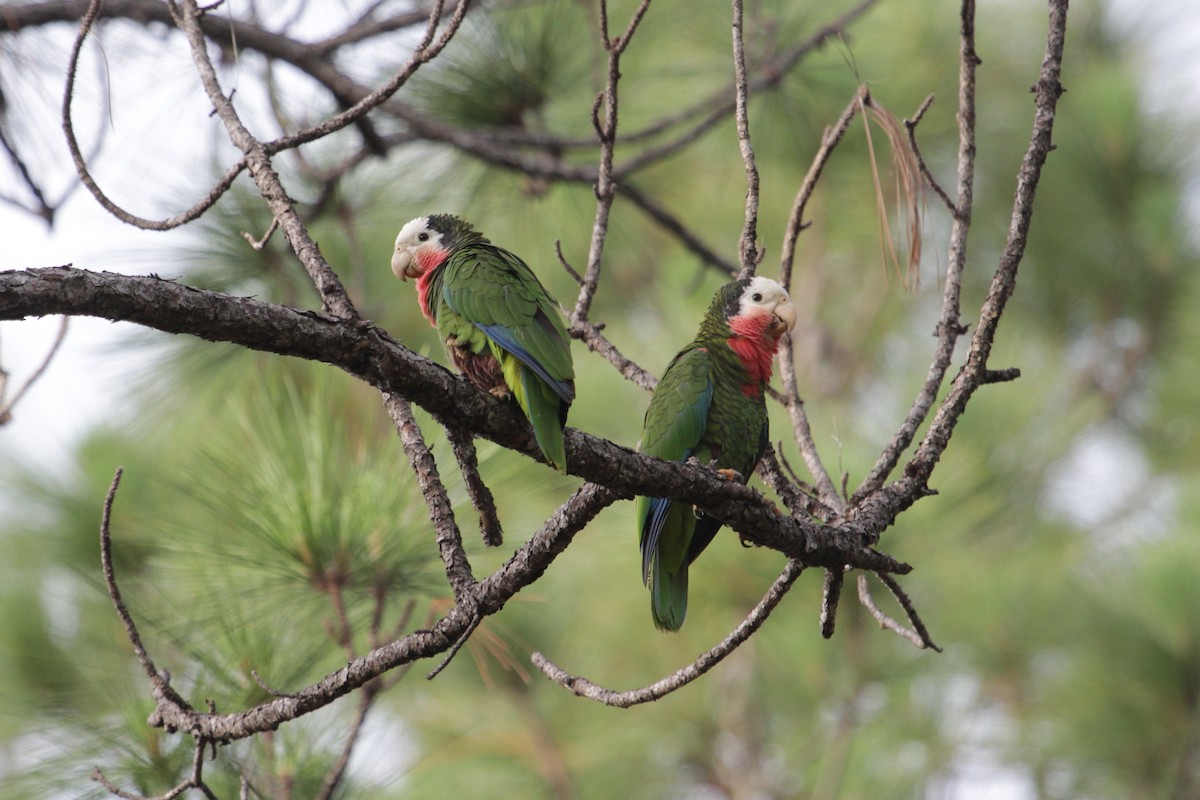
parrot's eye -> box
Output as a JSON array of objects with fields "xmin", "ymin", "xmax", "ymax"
[
  {"xmin": 751, "ymin": 292, "xmax": 763, "ymax": 302},
  {"xmin": 418, "ymin": 232, "xmax": 430, "ymax": 242}
]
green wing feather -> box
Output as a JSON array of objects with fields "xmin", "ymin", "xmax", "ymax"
[
  {"xmin": 636, "ymin": 346, "xmax": 714, "ymax": 631},
  {"xmin": 439, "ymin": 243, "xmax": 575, "ymax": 471}
]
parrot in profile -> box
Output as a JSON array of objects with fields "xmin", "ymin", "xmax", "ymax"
[
  {"xmin": 390, "ymin": 214, "xmax": 575, "ymax": 472},
  {"xmin": 636, "ymin": 276, "xmax": 797, "ymax": 631}
]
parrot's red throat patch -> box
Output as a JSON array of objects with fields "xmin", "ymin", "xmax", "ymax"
[
  {"xmin": 414, "ymin": 247, "xmax": 451, "ymax": 325},
  {"xmin": 727, "ymin": 311, "xmax": 784, "ymax": 396}
]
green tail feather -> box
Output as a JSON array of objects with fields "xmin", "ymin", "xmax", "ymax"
[
  {"xmin": 650, "ymin": 555, "xmax": 688, "ymax": 631},
  {"xmin": 516, "ymin": 364, "xmax": 568, "ymax": 472},
  {"xmin": 639, "ymin": 499, "xmax": 693, "ymax": 632}
]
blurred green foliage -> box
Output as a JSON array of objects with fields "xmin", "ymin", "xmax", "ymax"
[{"xmin": 2, "ymin": 0, "xmax": 1199, "ymax": 798}]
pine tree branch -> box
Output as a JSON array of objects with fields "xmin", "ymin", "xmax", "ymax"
[
  {"xmin": 0, "ymin": 267, "xmax": 907, "ymax": 572},
  {"xmin": 889, "ymin": 0, "xmax": 1067, "ymax": 489},
  {"xmin": 125, "ymin": 482, "xmax": 616, "ymax": 743},
  {"xmin": 531, "ymin": 560, "xmax": 805, "ymax": 707},
  {"xmin": 853, "ymin": 0, "xmax": 982, "ymax": 500}
]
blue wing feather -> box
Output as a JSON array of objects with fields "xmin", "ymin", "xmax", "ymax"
[
  {"xmin": 639, "ymin": 445, "xmax": 693, "ymax": 584},
  {"xmin": 477, "ymin": 321, "xmax": 575, "ymax": 403}
]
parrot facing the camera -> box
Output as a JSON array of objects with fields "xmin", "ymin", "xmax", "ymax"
[
  {"xmin": 636, "ymin": 276, "xmax": 797, "ymax": 631},
  {"xmin": 391, "ymin": 214, "xmax": 575, "ymax": 472}
]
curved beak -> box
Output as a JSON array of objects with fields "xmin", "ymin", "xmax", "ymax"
[
  {"xmin": 770, "ymin": 298, "xmax": 797, "ymax": 337},
  {"xmin": 391, "ymin": 248, "xmax": 413, "ymax": 281}
]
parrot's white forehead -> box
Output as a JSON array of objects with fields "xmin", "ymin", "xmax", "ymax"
[
  {"xmin": 741, "ymin": 276, "xmax": 789, "ymax": 304},
  {"xmin": 395, "ymin": 216, "xmax": 432, "ymax": 247}
]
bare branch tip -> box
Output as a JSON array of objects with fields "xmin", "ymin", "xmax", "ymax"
[{"xmin": 251, "ymin": 669, "xmax": 297, "ymax": 699}]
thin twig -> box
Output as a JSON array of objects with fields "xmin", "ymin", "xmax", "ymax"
[
  {"xmin": 92, "ymin": 768, "xmax": 147, "ymax": 800},
  {"xmin": 874, "ymin": 571, "xmax": 941, "ymax": 651},
  {"xmin": 240, "ymin": 217, "xmax": 280, "ymax": 251},
  {"xmin": 567, "ymin": 319, "xmax": 657, "ymax": 392},
  {"xmin": 609, "ymin": 0, "xmax": 881, "ymax": 151},
  {"xmin": 856, "ymin": 573, "xmax": 939, "ymax": 651},
  {"xmin": 618, "ymin": 183, "xmax": 739, "ymax": 276},
  {"xmin": 730, "ymin": 0, "xmax": 760, "ymax": 277},
  {"xmin": 265, "ymin": 0, "xmax": 472, "ymax": 155},
  {"xmin": 532, "ymin": 560, "xmax": 804, "ymax": 707},
  {"xmin": 325, "ymin": 579, "xmax": 356, "ymax": 659},
  {"xmin": 779, "ymin": 86, "xmax": 868, "ymax": 292},
  {"xmin": 251, "ymin": 670, "xmax": 297, "ymax": 699},
  {"xmin": 756, "ymin": 446, "xmax": 826, "ymax": 520},
  {"xmin": 445, "ymin": 424, "xmax": 503, "ymax": 546},
  {"xmin": 426, "ymin": 610, "xmax": 481, "ymax": 680},
  {"xmin": 905, "ymin": 94, "xmax": 957, "ymax": 215},
  {"xmin": 0, "ymin": 316, "xmax": 69, "ymax": 425},
  {"xmin": 61, "ymin": 1, "xmax": 249, "ymax": 232},
  {"xmin": 774, "ymin": 87, "xmax": 867, "ymax": 513},
  {"xmin": 0, "ymin": 122, "xmax": 54, "ymax": 223},
  {"xmin": 554, "ymin": 240, "xmax": 585, "ymax": 287},
  {"xmin": 98, "ymin": 468, "xmax": 191, "ymax": 711},
  {"xmin": 92, "ymin": 675, "xmax": 218, "ymax": 799},
  {"xmin": 572, "ymin": 0, "xmax": 654, "ymax": 323}
]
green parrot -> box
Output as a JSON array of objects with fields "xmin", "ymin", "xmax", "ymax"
[
  {"xmin": 636, "ymin": 276, "xmax": 797, "ymax": 631},
  {"xmin": 390, "ymin": 214, "xmax": 575, "ymax": 472}
]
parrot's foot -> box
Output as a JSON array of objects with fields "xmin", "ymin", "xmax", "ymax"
[
  {"xmin": 683, "ymin": 457, "xmax": 743, "ymax": 483},
  {"xmin": 488, "ymin": 386, "xmax": 512, "ymax": 399}
]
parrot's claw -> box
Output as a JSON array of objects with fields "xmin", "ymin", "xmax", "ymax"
[
  {"xmin": 683, "ymin": 458, "xmax": 743, "ymax": 483},
  {"xmin": 489, "ymin": 386, "xmax": 512, "ymax": 399}
]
